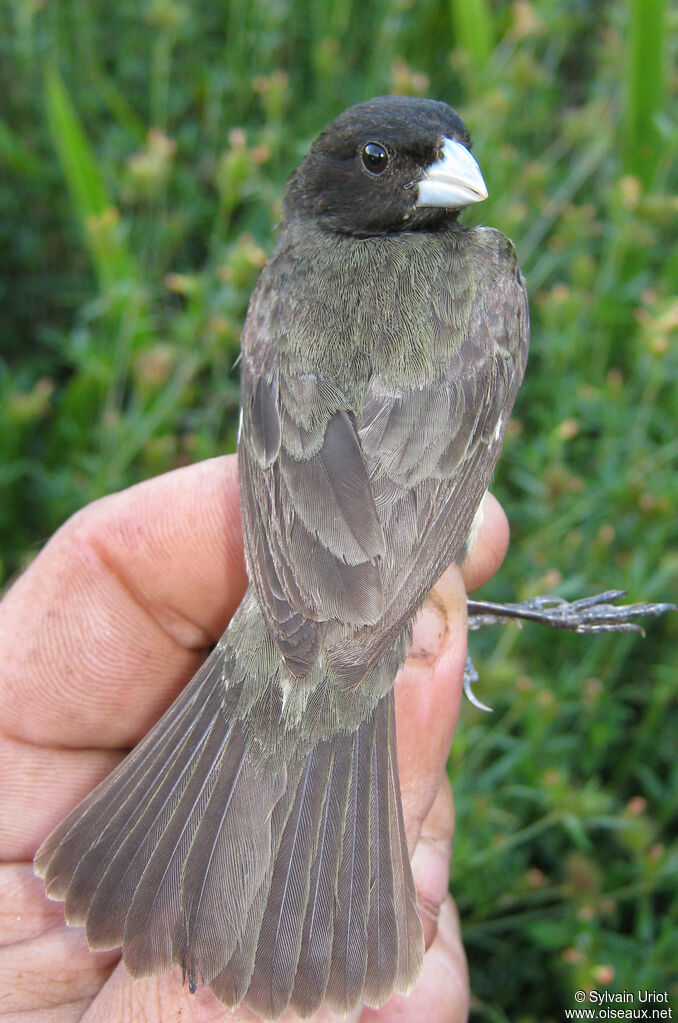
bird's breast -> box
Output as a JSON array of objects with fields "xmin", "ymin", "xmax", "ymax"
[{"xmin": 264, "ymin": 226, "xmax": 475, "ymax": 398}]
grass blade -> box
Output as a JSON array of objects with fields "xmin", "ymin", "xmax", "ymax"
[
  {"xmin": 449, "ymin": 0, "xmax": 494, "ymax": 68},
  {"xmin": 623, "ymin": 0, "xmax": 667, "ymax": 188}
]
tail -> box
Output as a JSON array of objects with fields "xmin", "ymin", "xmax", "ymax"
[{"xmin": 34, "ymin": 611, "xmax": 424, "ymax": 1018}]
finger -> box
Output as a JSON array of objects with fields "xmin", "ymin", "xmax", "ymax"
[
  {"xmin": 0, "ymin": 864, "xmax": 67, "ymax": 945},
  {"xmin": 360, "ymin": 896, "xmax": 469, "ymax": 1023},
  {"xmin": 0, "ymin": 927, "xmax": 118, "ymax": 1015},
  {"xmin": 0, "ymin": 456, "xmax": 246, "ymax": 749},
  {"xmin": 82, "ymin": 960, "xmax": 352, "ymax": 1023},
  {"xmin": 411, "ymin": 774, "xmax": 455, "ymax": 951},
  {"xmin": 396, "ymin": 560, "xmax": 467, "ymax": 848},
  {"xmin": 460, "ymin": 491, "xmax": 509, "ymax": 594},
  {"xmin": 394, "ymin": 491, "xmax": 508, "ymax": 849},
  {"xmin": 0, "ymin": 734, "xmax": 122, "ymax": 861},
  {"xmin": 0, "ymin": 867, "xmax": 119, "ymax": 1016},
  {"xmin": 81, "ymin": 964, "xmax": 236, "ymax": 1023},
  {"xmin": 359, "ymin": 778, "xmax": 469, "ymax": 1022}
]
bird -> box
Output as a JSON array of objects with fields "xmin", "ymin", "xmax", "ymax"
[{"xmin": 35, "ymin": 95, "xmax": 529, "ymax": 1019}]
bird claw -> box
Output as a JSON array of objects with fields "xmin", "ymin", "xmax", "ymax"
[{"xmin": 463, "ymin": 653, "xmax": 493, "ymax": 712}]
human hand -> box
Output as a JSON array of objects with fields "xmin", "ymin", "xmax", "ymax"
[{"xmin": 0, "ymin": 455, "xmax": 508, "ymax": 1022}]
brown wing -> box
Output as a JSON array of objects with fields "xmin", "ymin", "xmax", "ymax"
[
  {"xmin": 239, "ymin": 353, "xmax": 387, "ymax": 676},
  {"xmin": 238, "ymin": 228, "xmax": 529, "ymax": 683}
]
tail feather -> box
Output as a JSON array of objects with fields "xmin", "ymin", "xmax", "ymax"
[
  {"xmin": 70, "ymin": 674, "xmax": 227, "ymax": 940},
  {"xmin": 209, "ymin": 761, "xmax": 305, "ymax": 1006},
  {"xmin": 35, "ymin": 650, "xmax": 226, "ymax": 901},
  {"xmin": 363, "ymin": 690, "xmax": 400, "ymax": 1005},
  {"xmin": 324, "ymin": 707, "xmax": 375, "ymax": 1014},
  {"xmin": 83, "ymin": 684, "xmax": 224, "ymax": 950},
  {"xmin": 245, "ymin": 739, "xmax": 333, "ymax": 1018},
  {"xmin": 289, "ymin": 732, "xmax": 352, "ymax": 1017},
  {"xmin": 119, "ymin": 703, "xmax": 235, "ymax": 975},
  {"xmin": 176, "ymin": 720, "xmax": 286, "ymax": 986},
  {"xmin": 386, "ymin": 694, "xmax": 425, "ymax": 989},
  {"xmin": 35, "ymin": 641, "xmax": 425, "ymax": 1017}
]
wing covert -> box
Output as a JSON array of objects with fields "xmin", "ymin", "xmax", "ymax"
[{"xmin": 239, "ymin": 343, "xmax": 386, "ymax": 677}]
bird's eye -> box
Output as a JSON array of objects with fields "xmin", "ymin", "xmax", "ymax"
[{"xmin": 362, "ymin": 142, "xmax": 388, "ymax": 174}]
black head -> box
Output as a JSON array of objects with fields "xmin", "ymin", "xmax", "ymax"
[{"xmin": 282, "ymin": 96, "xmax": 487, "ymax": 237}]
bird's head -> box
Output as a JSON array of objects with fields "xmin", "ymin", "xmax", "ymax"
[{"xmin": 283, "ymin": 95, "xmax": 488, "ymax": 237}]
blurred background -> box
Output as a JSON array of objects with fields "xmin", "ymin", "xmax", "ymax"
[{"xmin": 1, "ymin": 0, "xmax": 677, "ymax": 1018}]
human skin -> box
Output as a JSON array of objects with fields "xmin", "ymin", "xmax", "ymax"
[{"xmin": 0, "ymin": 454, "xmax": 509, "ymax": 1023}]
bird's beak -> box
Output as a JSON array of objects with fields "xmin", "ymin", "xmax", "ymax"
[{"xmin": 415, "ymin": 138, "xmax": 488, "ymax": 210}]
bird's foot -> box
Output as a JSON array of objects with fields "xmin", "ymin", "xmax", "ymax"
[
  {"xmin": 462, "ymin": 591, "xmax": 676, "ymax": 710},
  {"xmin": 466, "ymin": 590, "xmax": 676, "ymax": 636}
]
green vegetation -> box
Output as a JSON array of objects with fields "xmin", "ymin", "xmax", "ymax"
[
  {"xmin": 1, "ymin": 1, "xmax": 676, "ymax": 1018},
  {"xmin": 623, "ymin": 0, "xmax": 668, "ymax": 186}
]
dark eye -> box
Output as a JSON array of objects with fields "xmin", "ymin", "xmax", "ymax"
[{"xmin": 362, "ymin": 142, "xmax": 388, "ymax": 174}]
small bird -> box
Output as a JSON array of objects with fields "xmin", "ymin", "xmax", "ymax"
[{"xmin": 35, "ymin": 96, "xmax": 529, "ymax": 1018}]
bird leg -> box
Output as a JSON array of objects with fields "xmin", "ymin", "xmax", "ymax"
[{"xmin": 463, "ymin": 591, "xmax": 677, "ymax": 712}]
